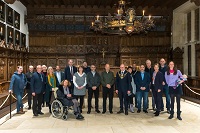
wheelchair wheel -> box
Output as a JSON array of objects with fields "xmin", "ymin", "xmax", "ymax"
[{"xmin": 51, "ymin": 100, "xmax": 64, "ymax": 118}]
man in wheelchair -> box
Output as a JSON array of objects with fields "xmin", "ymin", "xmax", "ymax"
[{"xmin": 56, "ymin": 80, "xmax": 84, "ymax": 120}]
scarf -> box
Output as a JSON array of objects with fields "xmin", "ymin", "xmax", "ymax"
[{"xmin": 48, "ymin": 74, "xmax": 56, "ymax": 88}]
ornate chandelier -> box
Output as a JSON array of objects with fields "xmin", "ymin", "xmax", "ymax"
[{"xmin": 90, "ymin": 0, "xmax": 155, "ymax": 35}]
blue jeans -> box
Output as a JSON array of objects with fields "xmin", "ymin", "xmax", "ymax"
[
  {"xmin": 15, "ymin": 92, "xmax": 24, "ymax": 112},
  {"xmin": 161, "ymin": 85, "xmax": 171, "ymax": 110},
  {"xmin": 136, "ymin": 91, "xmax": 149, "ymax": 111}
]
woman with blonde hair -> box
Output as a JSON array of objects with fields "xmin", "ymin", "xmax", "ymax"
[
  {"xmin": 57, "ymin": 80, "xmax": 84, "ymax": 120},
  {"xmin": 45, "ymin": 66, "xmax": 59, "ymax": 113}
]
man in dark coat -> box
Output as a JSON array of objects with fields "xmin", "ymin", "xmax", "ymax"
[
  {"xmin": 25, "ymin": 65, "xmax": 34, "ymax": 109},
  {"xmin": 64, "ymin": 59, "xmax": 77, "ymax": 93},
  {"xmin": 116, "ymin": 64, "xmax": 132, "ymax": 115},
  {"xmin": 135, "ymin": 65, "xmax": 150, "ymax": 113},
  {"xmin": 31, "ymin": 65, "xmax": 46, "ymax": 116},
  {"xmin": 87, "ymin": 65, "xmax": 101, "ymax": 114}
]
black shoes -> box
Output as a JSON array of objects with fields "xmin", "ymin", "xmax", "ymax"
[
  {"xmin": 76, "ymin": 114, "xmax": 84, "ymax": 120},
  {"xmin": 177, "ymin": 115, "xmax": 182, "ymax": 120},
  {"xmin": 137, "ymin": 110, "xmax": 141, "ymax": 113},
  {"xmin": 33, "ymin": 113, "xmax": 38, "ymax": 116},
  {"xmin": 117, "ymin": 110, "xmax": 124, "ymax": 114},
  {"xmin": 143, "ymin": 110, "xmax": 148, "ymax": 113},
  {"xmin": 161, "ymin": 109, "xmax": 164, "ymax": 111},
  {"xmin": 168, "ymin": 114, "xmax": 174, "ymax": 119},
  {"xmin": 96, "ymin": 110, "xmax": 101, "ymax": 113},
  {"xmin": 177, "ymin": 112, "xmax": 182, "ymax": 120},
  {"xmin": 38, "ymin": 112, "xmax": 44, "ymax": 115},
  {"xmin": 102, "ymin": 111, "xmax": 106, "ymax": 114},
  {"xmin": 28, "ymin": 106, "xmax": 31, "ymax": 110},
  {"xmin": 110, "ymin": 111, "xmax": 113, "ymax": 114},
  {"xmin": 167, "ymin": 110, "xmax": 170, "ymax": 114},
  {"xmin": 125, "ymin": 111, "xmax": 128, "ymax": 115},
  {"xmin": 154, "ymin": 111, "xmax": 160, "ymax": 116},
  {"xmin": 87, "ymin": 111, "xmax": 90, "ymax": 114}
]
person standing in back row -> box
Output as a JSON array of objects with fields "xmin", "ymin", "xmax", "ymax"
[
  {"xmin": 65, "ymin": 59, "xmax": 77, "ymax": 94},
  {"xmin": 25, "ymin": 65, "xmax": 34, "ymax": 110}
]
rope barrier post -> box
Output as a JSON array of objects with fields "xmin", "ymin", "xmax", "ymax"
[{"xmin": 9, "ymin": 92, "xmax": 11, "ymax": 119}]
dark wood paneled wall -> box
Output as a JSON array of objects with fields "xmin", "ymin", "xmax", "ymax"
[
  {"xmin": 28, "ymin": 33, "xmax": 172, "ymax": 69},
  {"xmin": 0, "ymin": 48, "xmax": 28, "ymax": 83}
]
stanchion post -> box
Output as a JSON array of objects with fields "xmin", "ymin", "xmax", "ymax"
[{"xmin": 9, "ymin": 92, "xmax": 11, "ymax": 119}]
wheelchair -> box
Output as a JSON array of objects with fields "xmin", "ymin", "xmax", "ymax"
[{"xmin": 51, "ymin": 87, "xmax": 73, "ymax": 120}]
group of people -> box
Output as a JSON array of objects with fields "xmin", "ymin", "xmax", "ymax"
[{"xmin": 8, "ymin": 58, "xmax": 185, "ymax": 121}]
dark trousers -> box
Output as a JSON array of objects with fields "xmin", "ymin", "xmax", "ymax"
[
  {"xmin": 69, "ymin": 81, "xmax": 74, "ymax": 95},
  {"xmin": 152, "ymin": 86, "xmax": 162, "ymax": 112},
  {"xmin": 26, "ymin": 89, "xmax": 32, "ymax": 107},
  {"xmin": 102, "ymin": 87, "xmax": 114, "ymax": 112},
  {"xmin": 48, "ymin": 91, "xmax": 53, "ymax": 111},
  {"xmin": 32, "ymin": 93, "xmax": 43, "ymax": 114},
  {"xmin": 118, "ymin": 91, "xmax": 128, "ymax": 111},
  {"xmin": 88, "ymin": 87, "xmax": 99, "ymax": 112},
  {"xmin": 161, "ymin": 85, "xmax": 171, "ymax": 110},
  {"xmin": 74, "ymin": 95, "xmax": 84, "ymax": 110},
  {"xmin": 170, "ymin": 94, "xmax": 181, "ymax": 114}
]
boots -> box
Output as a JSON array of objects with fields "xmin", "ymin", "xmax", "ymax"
[
  {"xmin": 168, "ymin": 110, "xmax": 174, "ymax": 119},
  {"xmin": 177, "ymin": 111, "xmax": 182, "ymax": 120},
  {"xmin": 20, "ymin": 108, "xmax": 25, "ymax": 113},
  {"xmin": 130, "ymin": 104, "xmax": 134, "ymax": 113}
]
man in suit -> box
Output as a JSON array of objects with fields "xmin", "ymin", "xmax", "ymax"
[
  {"xmin": 31, "ymin": 65, "xmax": 46, "ymax": 116},
  {"xmin": 87, "ymin": 65, "xmax": 101, "ymax": 114},
  {"xmin": 145, "ymin": 59, "xmax": 155, "ymax": 110},
  {"xmin": 54, "ymin": 65, "xmax": 65, "ymax": 84},
  {"xmin": 135, "ymin": 64, "xmax": 150, "ymax": 113},
  {"xmin": 116, "ymin": 64, "xmax": 131, "ymax": 115},
  {"xmin": 25, "ymin": 65, "xmax": 34, "ymax": 110},
  {"xmin": 65, "ymin": 59, "xmax": 77, "ymax": 93}
]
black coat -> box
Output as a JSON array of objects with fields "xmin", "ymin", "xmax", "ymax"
[
  {"xmin": 31, "ymin": 72, "xmax": 46, "ymax": 94},
  {"xmin": 64, "ymin": 66, "xmax": 77, "ymax": 81},
  {"xmin": 25, "ymin": 71, "xmax": 34, "ymax": 90},
  {"xmin": 135, "ymin": 72, "xmax": 150, "ymax": 92},
  {"xmin": 87, "ymin": 71, "xmax": 101, "ymax": 88},
  {"xmin": 56, "ymin": 85, "xmax": 74, "ymax": 106},
  {"xmin": 151, "ymin": 71, "xmax": 164, "ymax": 91},
  {"xmin": 116, "ymin": 70, "xmax": 132, "ymax": 92}
]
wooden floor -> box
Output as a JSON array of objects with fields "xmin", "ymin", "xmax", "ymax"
[{"xmin": 0, "ymin": 98, "xmax": 200, "ymax": 133}]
